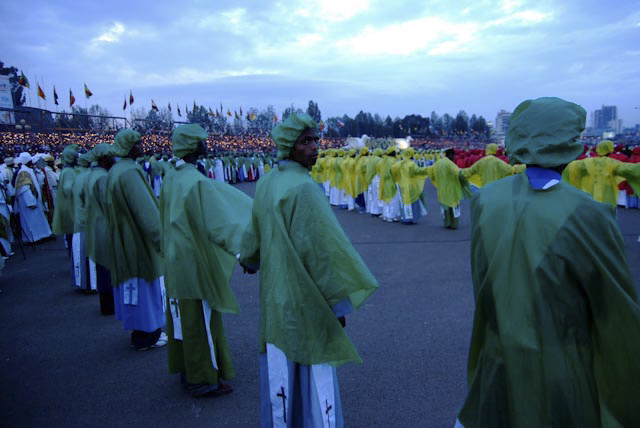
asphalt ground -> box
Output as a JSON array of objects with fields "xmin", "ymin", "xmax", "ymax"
[{"xmin": 1, "ymin": 181, "xmax": 639, "ymax": 428}]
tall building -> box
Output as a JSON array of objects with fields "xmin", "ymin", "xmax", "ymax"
[
  {"xmin": 592, "ymin": 105, "xmax": 618, "ymax": 130},
  {"xmin": 491, "ymin": 110, "xmax": 512, "ymax": 144}
]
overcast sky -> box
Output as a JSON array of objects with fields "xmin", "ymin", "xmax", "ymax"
[{"xmin": 2, "ymin": 0, "xmax": 640, "ymax": 128}]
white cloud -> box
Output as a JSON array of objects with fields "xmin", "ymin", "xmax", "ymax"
[
  {"xmin": 94, "ymin": 22, "xmax": 125, "ymax": 44},
  {"xmin": 336, "ymin": 17, "xmax": 478, "ymax": 57},
  {"xmin": 314, "ymin": 0, "xmax": 370, "ymax": 22}
]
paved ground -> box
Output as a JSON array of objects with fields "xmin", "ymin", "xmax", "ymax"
[{"xmin": 1, "ymin": 181, "xmax": 639, "ymax": 427}]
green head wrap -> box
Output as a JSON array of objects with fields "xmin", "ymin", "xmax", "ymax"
[
  {"xmin": 373, "ymin": 148, "xmax": 383, "ymax": 157},
  {"xmin": 112, "ymin": 129, "xmax": 141, "ymax": 157},
  {"xmin": 506, "ymin": 97, "xmax": 585, "ymax": 167},
  {"xmin": 77, "ymin": 153, "xmax": 91, "ymax": 167},
  {"xmin": 270, "ymin": 113, "xmax": 317, "ymax": 160},
  {"xmin": 90, "ymin": 143, "xmax": 113, "ymax": 160},
  {"xmin": 359, "ymin": 147, "xmax": 369, "ymax": 156},
  {"xmin": 61, "ymin": 147, "xmax": 78, "ymax": 165},
  {"xmin": 402, "ymin": 147, "xmax": 415, "ymax": 160},
  {"xmin": 596, "ymin": 140, "xmax": 614, "ymax": 156},
  {"xmin": 172, "ymin": 124, "xmax": 208, "ymax": 158},
  {"xmin": 485, "ymin": 143, "xmax": 498, "ymax": 156}
]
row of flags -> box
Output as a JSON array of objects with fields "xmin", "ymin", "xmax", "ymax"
[
  {"xmin": 19, "ymin": 71, "xmax": 92, "ymax": 107},
  {"xmin": 16, "ymin": 70, "xmax": 325, "ymax": 128}
]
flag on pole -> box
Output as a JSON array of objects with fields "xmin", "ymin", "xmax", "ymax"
[
  {"xmin": 208, "ymin": 107, "xmax": 215, "ymax": 116},
  {"xmin": 37, "ymin": 84, "xmax": 46, "ymax": 100},
  {"xmin": 250, "ymin": 112, "xmax": 257, "ymax": 121},
  {"xmin": 18, "ymin": 72, "xmax": 30, "ymax": 88},
  {"xmin": 227, "ymin": 109, "xmax": 231, "ymax": 117},
  {"xmin": 129, "ymin": 90, "xmax": 134, "ymax": 106},
  {"xmin": 337, "ymin": 120, "xmax": 344, "ymax": 127},
  {"xmin": 274, "ymin": 114, "xmax": 278, "ymax": 123},
  {"xmin": 234, "ymin": 111, "xmax": 239, "ymax": 119},
  {"xmin": 319, "ymin": 120, "xmax": 325, "ymax": 131},
  {"xmin": 69, "ymin": 89, "xmax": 76, "ymax": 107},
  {"xmin": 177, "ymin": 105, "xmax": 182, "ymax": 117},
  {"xmin": 53, "ymin": 86, "xmax": 59, "ymax": 105},
  {"xmin": 193, "ymin": 100, "xmax": 197, "ymax": 113},
  {"xmin": 84, "ymin": 83, "xmax": 93, "ymax": 98},
  {"xmin": 151, "ymin": 99, "xmax": 159, "ymax": 111},
  {"xmin": 123, "ymin": 96, "xmax": 127, "ymax": 110}
]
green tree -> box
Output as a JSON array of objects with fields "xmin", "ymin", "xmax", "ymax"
[{"xmin": 305, "ymin": 100, "xmax": 322, "ymax": 123}]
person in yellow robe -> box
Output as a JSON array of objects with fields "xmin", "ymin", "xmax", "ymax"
[
  {"xmin": 562, "ymin": 139, "xmax": 640, "ymax": 211},
  {"xmin": 390, "ymin": 148, "xmax": 429, "ymax": 224},
  {"xmin": 376, "ymin": 146, "xmax": 401, "ymax": 222},
  {"xmin": 425, "ymin": 149, "xmax": 472, "ymax": 229},
  {"xmin": 460, "ymin": 143, "xmax": 523, "ymax": 189}
]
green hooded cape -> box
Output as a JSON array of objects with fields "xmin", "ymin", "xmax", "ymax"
[
  {"xmin": 104, "ymin": 158, "xmax": 162, "ymax": 285},
  {"xmin": 160, "ymin": 163, "xmax": 252, "ymax": 312},
  {"xmin": 240, "ymin": 161, "xmax": 378, "ymax": 366},
  {"xmin": 459, "ymin": 173, "xmax": 640, "ymax": 428}
]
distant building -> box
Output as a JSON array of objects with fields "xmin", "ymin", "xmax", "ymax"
[
  {"xmin": 491, "ymin": 109, "xmax": 512, "ymax": 144},
  {"xmin": 592, "ymin": 105, "xmax": 619, "ymax": 133}
]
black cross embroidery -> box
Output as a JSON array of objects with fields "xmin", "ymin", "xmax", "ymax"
[
  {"xmin": 277, "ymin": 386, "xmax": 287, "ymax": 423},
  {"xmin": 325, "ymin": 399, "xmax": 333, "ymax": 428},
  {"xmin": 170, "ymin": 299, "xmax": 180, "ymax": 318}
]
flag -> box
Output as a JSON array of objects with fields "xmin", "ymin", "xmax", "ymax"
[
  {"xmin": 337, "ymin": 120, "xmax": 344, "ymax": 127},
  {"xmin": 239, "ymin": 106, "xmax": 243, "ymax": 116},
  {"xmin": 69, "ymin": 89, "xmax": 76, "ymax": 107},
  {"xmin": 274, "ymin": 114, "xmax": 278, "ymax": 123},
  {"xmin": 18, "ymin": 72, "xmax": 30, "ymax": 88},
  {"xmin": 209, "ymin": 107, "xmax": 215, "ymax": 116},
  {"xmin": 319, "ymin": 120, "xmax": 325, "ymax": 131},
  {"xmin": 193, "ymin": 100, "xmax": 197, "ymax": 113},
  {"xmin": 123, "ymin": 96, "xmax": 127, "ymax": 110},
  {"xmin": 151, "ymin": 99, "xmax": 159, "ymax": 111},
  {"xmin": 129, "ymin": 90, "xmax": 134, "ymax": 105},
  {"xmin": 37, "ymin": 84, "xmax": 46, "ymax": 100},
  {"xmin": 234, "ymin": 111, "xmax": 239, "ymax": 119},
  {"xmin": 53, "ymin": 86, "xmax": 59, "ymax": 105},
  {"xmin": 250, "ymin": 112, "xmax": 257, "ymax": 121},
  {"xmin": 177, "ymin": 106, "xmax": 182, "ymax": 117},
  {"xmin": 168, "ymin": 102, "xmax": 172, "ymax": 112},
  {"xmin": 38, "ymin": 83, "xmax": 47, "ymax": 100},
  {"xmin": 227, "ymin": 109, "xmax": 231, "ymax": 117},
  {"xmin": 84, "ymin": 83, "xmax": 93, "ymax": 98}
]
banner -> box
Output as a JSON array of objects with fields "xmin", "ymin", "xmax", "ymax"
[{"xmin": 0, "ymin": 75, "xmax": 15, "ymax": 124}]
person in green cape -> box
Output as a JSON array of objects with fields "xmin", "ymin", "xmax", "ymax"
[
  {"xmin": 240, "ymin": 113, "xmax": 379, "ymax": 428},
  {"xmin": 104, "ymin": 129, "xmax": 167, "ymax": 351},
  {"xmin": 83, "ymin": 143, "xmax": 115, "ymax": 314},
  {"xmin": 160, "ymin": 124, "xmax": 252, "ymax": 397},
  {"xmin": 455, "ymin": 97, "xmax": 640, "ymax": 428}
]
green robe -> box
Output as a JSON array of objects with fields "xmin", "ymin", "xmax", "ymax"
[
  {"xmin": 240, "ymin": 161, "xmax": 379, "ymax": 366},
  {"xmin": 104, "ymin": 158, "xmax": 162, "ymax": 286},
  {"xmin": 71, "ymin": 166, "xmax": 90, "ymax": 233},
  {"xmin": 83, "ymin": 167, "xmax": 110, "ymax": 268},
  {"xmin": 459, "ymin": 173, "xmax": 640, "ymax": 428},
  {"xmin": 159, "ymin": 163, "xmax": 252, "ymax": 313},
  {"xmin": 51, "ymin": 166, "xmax": 77, "ymax": 235}
]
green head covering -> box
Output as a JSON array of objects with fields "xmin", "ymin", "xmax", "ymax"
[
  {"xmin": 65, "ymin": 143, "xmax": 80, "ymax": 153},
  {"xmin": 112, "ymin": 129, "xmax": 141, "ymax": 157},
  {"xmin": 77, "ymin": 153, "xmax": 91, "ymax": 167},
  {"xmin": 402, "ymin": 147, "xmax": 415, "ymax": 160},
  {"xmin": 506, "ymin": 97, "xmax": 586, "ymax": 167},
  {"xmin": 90, "ymin": 143, "xmax": 113, "ymax": 160},
  {"xmin": 61, "ymin": 147, "xmax": 78, "ymax": 165},
  {"xmin": 172, "ymin": 124, "xmax": 208, "ymax": 158},
  {"xmin": 596, "ymin": 140, "xmax": 614, "ymax": 156},
  {"xmin": 271, "ymin": 113, "xmax": 317, "ymax": 160},
  {"xmin": 485, "ymin": 143, "xmax": 498, "ymax": 156},
  {"xmin": 359, "ymin": 147, "xmax": 369, "ymax": 156},
  {"xmin": 385, "ymin": 146, "xmax": 397, "ymax": 156},
  {"xmin": 373, "ymin": 148, "xmax": 383, "ymax": 157}
]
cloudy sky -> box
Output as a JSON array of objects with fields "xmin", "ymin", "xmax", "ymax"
[{"xmin": 2, "ymin": 0, "xmax": 640, "ymax": 128}]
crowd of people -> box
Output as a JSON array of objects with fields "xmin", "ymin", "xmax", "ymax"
[{"xmin": 2, "ymin": 97, "xmax": 640, "ymax": 427}]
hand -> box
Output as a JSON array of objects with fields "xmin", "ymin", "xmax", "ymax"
[
  {"xmin": 241, "ymin": 263, "xmax": 257, "ymax": 274},
  {"xmin": 338, "ymin": 316, "xmax": 346, "ymax": 328}
]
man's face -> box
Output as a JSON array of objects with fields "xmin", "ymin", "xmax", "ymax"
[{"xmin": 291, "ymin": 129, "xmax": 319, "ymax": 169}]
